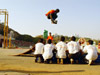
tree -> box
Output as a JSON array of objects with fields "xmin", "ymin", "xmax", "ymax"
[{"xmin": 16, "ymin": 35, "xmax": 34, "ymax": 42}]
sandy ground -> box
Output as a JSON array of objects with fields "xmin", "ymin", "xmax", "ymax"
[{"xmin": 0, "ymin": 48, "xmax": 100, "ymax": 75}]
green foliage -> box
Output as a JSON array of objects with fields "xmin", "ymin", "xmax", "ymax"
[
  {"xmin": 16, "ymin": 35, "xmax": 34, "ymax": 42},
  {"xmin": 0, "ymin": 23, "xmax": 20, "ymax": 37},
  {"xmin": 16, "ymin": 35, "xmax": 43, "ymax": 44},
  {"xmin": 93, "ymin": 39, "xmax": 99, "ymax": 45},
  {"xmin": 84, "ymin": 37, "xmax": 91, "ymax": 42},
  {"xmin": 33, "ymin": 37, "xmax": 41, "ymax": 44}
]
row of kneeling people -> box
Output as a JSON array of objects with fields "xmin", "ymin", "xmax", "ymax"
[{"xmin": 33, "ymin": 36, "xmax": 98, "ymax": 65}]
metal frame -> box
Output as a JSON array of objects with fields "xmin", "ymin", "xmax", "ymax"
[{"xmin": 0, "ymin": 9, "xmax": 9, "ymax": 48}]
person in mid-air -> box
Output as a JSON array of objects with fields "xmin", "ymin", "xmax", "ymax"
[{"xmin": 45, "ymin": 9, "xmax": 60, "ymax": 24}]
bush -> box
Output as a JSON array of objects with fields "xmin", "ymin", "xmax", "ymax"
[{"xmin": 16, "ymin": 35, "xmax": 34, "ymax": 42}]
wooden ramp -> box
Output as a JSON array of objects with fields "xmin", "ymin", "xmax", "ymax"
[
  {"xmin": 12, "ymin": 49, "xmax": 34, "ymax": 56},
  {"xmin": 15, "ymin": 49, "xmax": 34, "ymax": 57},
  {"xmin": 0, "ymin": 48, "xmax": 34, "ymax": 56}
]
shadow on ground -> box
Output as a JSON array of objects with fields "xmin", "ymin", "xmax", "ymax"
[{"xmin": 0, "ymin": 69, "xmax": 85, "ymax": 74}]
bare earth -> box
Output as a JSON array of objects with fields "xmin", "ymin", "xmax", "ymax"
[{"xmin": 0, "ymin": 48, "xmax": 100, "ymax": 75}]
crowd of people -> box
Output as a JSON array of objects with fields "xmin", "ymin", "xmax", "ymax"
[{"xmin": 33, "ymin": 34, "xmax": 98, "ymax": 65}]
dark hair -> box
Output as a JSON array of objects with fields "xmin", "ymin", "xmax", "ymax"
[
  {"xmin": 39, "ymin": 38, "xmax": 43, "ymax": 43},
  {"xmin": 55, "ymin": 9, "xmax": 60, "ymax": 13},
  {"xmin": 71, "ymin": 36, "xmax": 76, "ymax": 41},
  {"xmin": 88, "ymin": 40, "xmax": 93, "ymax": 45},
  {"xmin": 61, "ymin": 36, "xmax": 65, "ymax": 41},
  {"xmin": 49, "ymin": 32, "xmax": 51, "ymax": 34},
  {"xmin": 48, "ymin": 39, "xmax": 52, "ymax": 44}
]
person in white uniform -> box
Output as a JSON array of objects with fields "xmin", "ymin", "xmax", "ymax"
[
  {"xmin": 78, "ymin": 38, "xmax": 86, "ymax": 50},
  {"xmin": 34, "ymin": 38, "xmax": 44, "ymax": 63},
  {"xmin": 83, "ymin": 40, "xmax": 98, "ymax": 65},
  {"xmin": 56, "ymin": 36, "xmax": 68, "ymax": 64},
  {"xmin": 67, "ymin": 36, "xmax": 82, "ymax": 64},
  {"xmin": 43, "ymin": 39, "xmax": 55, "ymax": 63}
]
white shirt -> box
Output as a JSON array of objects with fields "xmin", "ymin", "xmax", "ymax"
[
  {"xmin": 43, "ymin": 44, "xmax": 55, "ymax": 60},
  {"xmin": 34, "ymin": 43, "xmax": 44, "ymax": 55},
  {"xmin": 83, "ymin": 45, "xmax": 98, "ymax": 60},
  {"xmin": 67, "ymin": 41, "xmax": 81, "ymax": 54},
  {"xmin": 77, "ymin": 41, "xmax": 85, "ymax": 50},
  {"xmin": 56, "ymin": 41, "xmax": 67, "ymax": 58}
]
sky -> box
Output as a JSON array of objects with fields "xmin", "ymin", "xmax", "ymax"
[{"xmin": 0, "ymin": 0, "xmax": 100, "ymax": 39}]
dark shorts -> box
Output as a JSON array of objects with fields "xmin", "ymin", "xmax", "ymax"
[
  {"xmin": 34, "ymin": 54, "xmax": 44, "ymax": 63},
  {"xmin": 68, "ymin": 52, "xmax": 81, "ymax": 60},
  {"xmin": 47, "ymin": 13, "xmax": 58, "ymax": 20}
]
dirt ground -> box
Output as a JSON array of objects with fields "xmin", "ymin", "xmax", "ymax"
[{"xmin": 0, "ymin": 48, "xmax": 100, "ymax": 75}]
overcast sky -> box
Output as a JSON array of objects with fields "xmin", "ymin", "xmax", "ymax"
[{"xmin": 0, "ymin": 0, "xmax": 100, "ymax": 39}]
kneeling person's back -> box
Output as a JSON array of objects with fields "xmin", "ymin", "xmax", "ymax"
[
  {"xmin": 34, "ymin": 39, "xmax": 44, "ymax": 63},
  {"xmin": 43, "ymin": 39, "xmax": 55, "ymax": 61},
  {"xmin": 56, "ymin": 36, "xmax": 67, "ymax": 58},
  {"xmin": 34, "ymin": 39, "xmax": 44, "ymax": 55},
  {"xmin": 67, "ymin": 41, "xmax": 80, "ymax": 54},
  {"xmin": 83, "ymin": 40, "xmax": 98, "ymax": 61},
  {"xmin": 67, "ymin": 36, "xmax": 81, "ymax": 64},
  {"xmin": 67, "ymin": 36, "xmax": 81, "ymax": 54}
]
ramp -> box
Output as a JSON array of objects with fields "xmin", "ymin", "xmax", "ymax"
[
  {"xmin": 15, "ymin": 49, "xmax": 35, "ymax": 57},
  {"xmin": 0, "ymin": 48, "xmax": 34, "ymax": 56},
  {"xmin": 12, "ymin": 49, "xmax": 34, "ymax": 56}
]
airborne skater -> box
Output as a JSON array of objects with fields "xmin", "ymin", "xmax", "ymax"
[{"xmin": 45, "ymin": 9, "xmax": 60, "ymax": 24}]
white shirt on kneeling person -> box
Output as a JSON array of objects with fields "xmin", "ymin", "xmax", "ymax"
[
  {"xmin": 83, "ymin": 45, "xmax": 98, "ymax": 61},
  {"xmin": 67, "ymin": 41, "xmax": 81, "ymax": 54},
  {"xmin": 56, "ymin": 41, "xmax": 67, "ymax": 58},
  {"xmin": 34, "ymin": 42, "xmax": 44, "ymax": 55},
  {"xmin": 43, "ymin": 43, "xmax": 55, "ymax": 61}
]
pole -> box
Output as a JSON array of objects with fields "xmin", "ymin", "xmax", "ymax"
[
  {"xmin": 9, "ymin": 37, "xmax": 11, "ymax": 48},
  {"xmin": 3, "ymin": 12, "xmax": 6, "ymax": 48},
  {"xmin": 6, "ymin": 13, "xmax": 8, "ymax": 48}
]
